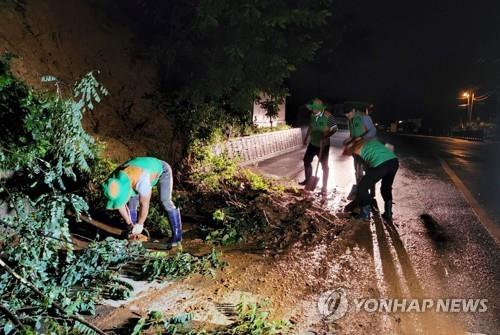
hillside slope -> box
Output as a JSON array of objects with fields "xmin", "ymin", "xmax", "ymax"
[{"xmin": 0, "ymin": 0, "xmax": 173, "ymax": 161}]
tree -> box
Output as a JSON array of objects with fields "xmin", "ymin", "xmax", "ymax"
[
  {"xmin": 258, "ymin": 95, "xmax": 284, "ymax": 128},
  {"xmin": 99, "ymin": 0, "xmax": 333, "ymax": 145}
]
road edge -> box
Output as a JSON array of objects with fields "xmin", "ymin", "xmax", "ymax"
[{"xmin": 439, "ymin": 157, "xmax": 500, "ymax": 245}]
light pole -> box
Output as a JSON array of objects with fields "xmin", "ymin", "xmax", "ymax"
[
  {"xmin": 461, "ymin": 92, "xmax": 471, "ymax": 126},
  {"xmin": 461, "ymin": 91, "xmax": 476, "ymax": 125}
]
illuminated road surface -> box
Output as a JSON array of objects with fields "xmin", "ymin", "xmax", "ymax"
[{"xmin": 257, "ymin": 133, "xmax": 500, "ymax": 334}]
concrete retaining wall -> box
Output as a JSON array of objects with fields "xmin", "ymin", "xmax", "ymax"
[
  {"xmin": 216, "ymin": 128, "xmax": 303, "ymax": 165},
  {"xmin": 216, "ymin": 127, "xmax": 349, "ymax": 165}
]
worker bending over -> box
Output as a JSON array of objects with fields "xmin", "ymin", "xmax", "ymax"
[
  {"xmin": 102, "ymin": 156, "xmax": 181, "ymax": 245},
  {"xmin": 344, "ymin": 139, "xmax": 398, "ymax": 221}
]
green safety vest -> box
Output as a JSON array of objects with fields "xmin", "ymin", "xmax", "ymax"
[
  {"xmin": 123, "ymin": 157, "xmax": 163, "ymax": 187},
  {"xmin": 349, "ymin": 111, "xmax": 366, "ymax": 137},
  {"xmin": 359, "ymin": 139, "xmax": 397, "ymax": 168},
  {"xmin": 310, "ymin": 112, "xmax": 331, "ymax": 147}
]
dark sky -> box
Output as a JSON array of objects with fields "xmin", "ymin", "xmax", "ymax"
[{"xmin": 289, "ymin": 0, "xmax": 500, "ymax": 127}]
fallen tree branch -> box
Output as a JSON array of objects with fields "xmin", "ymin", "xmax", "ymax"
[
  {"xmin": 0, "ymin": 258, "xmax": 106, "ymax": 335},
  {"xmin": 0, "ymin": 304, "xmax": 22, "ymax": 327}
]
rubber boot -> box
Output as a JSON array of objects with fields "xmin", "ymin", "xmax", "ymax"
[
  {"xmin": 167, "ymin": 208, "xmax": 182, "ymax": 245},
  {"xmin": 299, "ymin": 165, "xmax": 313, "ymax": 186},
  {"xmin": 354, "ymin": 205, "xmax": 371, "ymax": 221},
  {"xmin": 382, "ymin": 201, "xmax": 393, "ymax": 221}
]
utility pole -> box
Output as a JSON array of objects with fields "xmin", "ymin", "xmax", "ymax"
[{"xmin": 469, "ymin": 92, "xmax": 475, "ymax": 124}]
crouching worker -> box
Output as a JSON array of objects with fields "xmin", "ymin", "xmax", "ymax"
[
  {"xmin": 102, "ymin": 157, "xmax": 182, "ymax": 245},
  {"xmin": 344, "ymin": 139, "xmax": 398, "ymax": 221}
]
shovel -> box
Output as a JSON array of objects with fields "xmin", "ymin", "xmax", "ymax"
[{"xmin": 305, "ymin": 143, "xmax": 324, "ymax": 192}]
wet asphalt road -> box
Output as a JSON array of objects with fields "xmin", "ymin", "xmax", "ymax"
[
  {"xmin": 383, "ymin": 134, "xmax": 500, "ymax": 231},
  {"xmin": 256, "ymin": 132, "xmax": 500, "ymax": 333},
  {"xmin": 379, "ymin": 133, "xmax": 500, "ymax": 334}
]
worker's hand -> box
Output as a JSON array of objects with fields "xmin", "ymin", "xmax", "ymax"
[
  {"xmin": 131, "ymin": 224, "xmax": 144, "ymax": 235},
  {"xmin": 342, "ymin": 137, "xmax": 352, "ymax": 146}
]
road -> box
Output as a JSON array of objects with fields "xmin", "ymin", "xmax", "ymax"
[
  {"xmin": 386, "ymin": 134, "xmax": 500, "ymax": 236},
  {"xmin": 256, "ymin": 132, "xmax": 500, "ymax": 334}
]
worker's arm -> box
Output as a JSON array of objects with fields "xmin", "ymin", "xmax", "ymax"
[
  {"xmin": 303, "ymin": 126, "xmax": 311, "ymax": 145},
  {"xmin": 137, "ymin": 191, "xmax": 152, "ymax": 226},
  {"xmin": 118, "ymin": 206, "xmax": 133, "ymax": 226},
  {"xmin": 361, "ymin": 115, "xmax": 376, "ymax": 139},
  {"xmin": 324, "ymin": 113, "xmax": 338, "ymax": 138}
]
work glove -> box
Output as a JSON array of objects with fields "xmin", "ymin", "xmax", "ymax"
[{"xmin": 131, "ymin": 224, "xmax": 144, "ymax": 235}]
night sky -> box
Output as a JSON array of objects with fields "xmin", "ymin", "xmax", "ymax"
[{"xmin": 288, "ymin": 0, "xmax": 500, "ymax": 128}]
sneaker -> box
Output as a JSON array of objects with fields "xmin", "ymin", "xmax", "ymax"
[{"xmin": 298, "ymin": 179, "xmax": 308, "ymax": 186}]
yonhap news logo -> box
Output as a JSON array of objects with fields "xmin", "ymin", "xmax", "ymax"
[
  {"xmin": 317, "ymin": 289, "xmax": 349, "ymax": 322},
  {"xmin": 317, "ymin": 289, "xmax": 488, "ymax": 322}
]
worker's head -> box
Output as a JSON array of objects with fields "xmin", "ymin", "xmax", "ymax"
[
  {"xmin": 102, "ymin": 171, "xmax": 132, "ymax": 209},
  {"xmin": 343, "ymin": 103, "xmax": 356, "ymax": 120},
  {"xmin": 365, "ymin": 104, "xmax": 374, "ymax": 115},
  {"xmin": 306, "ymin": 98, "xmax": 326, "ymax": 115}
]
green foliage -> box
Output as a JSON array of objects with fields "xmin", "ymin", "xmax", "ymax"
[
  {"xmin": 241, "ymin": 169, "xmax": 284, "ymax": 193},
  {"xmin": 205, "ymin": 208, "xmax": 241, "ymax": 246},
  {"xmin": 244, "ymin": 124, "xmax": 291, "ymax": 136},
  {"xmin": 131, "ymin": 310, "xmax": 194, "ymax": 335},
  {"xmin": 84, "ymin": 145, "xmax": 118, "ymax": 207},
  {"xmin": 229, "ymin": 299, "xmax": 291, "ymax": 335},
  {"xmin": 142, "ymin": 248, "xmax": 226, "ymax": 281},
  {"xmin": 257, "ymin": 95, "xmax": 285, "ymax": 128},
  {"xmin": 0, "ymin": 192, "xmax": 142, "ymax": 331},
  {"xmin": 100, "ymin": 1, "xmax": 331, "ymax": 151},
  {"xmin": 132, "ymin": 311, "xmax": 193, "ymax": 335},
  {"xmin": 0, "ymin": 56, "xmax": 108, "ymax": 191},
  {"xmin": 187, "ymin": 131, "xmax": 239, "ymax": 192},
  {"xmin": 73, "ymin": 71, "xmax": 109, "ymax": 111}
]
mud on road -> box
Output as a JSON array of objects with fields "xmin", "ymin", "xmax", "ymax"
[{"xmin": 93, "ymin": 157, "xmax": 499, "ymax": 335}]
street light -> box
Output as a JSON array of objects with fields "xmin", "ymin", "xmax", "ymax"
[{"xmin": 459, "ymin": 91, "xmax": 474, "ymax": 125}]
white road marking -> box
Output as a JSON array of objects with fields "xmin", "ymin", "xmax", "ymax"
[{"xmin": 439, "ymin": 157, "xmax": 500, "ymax": 245}]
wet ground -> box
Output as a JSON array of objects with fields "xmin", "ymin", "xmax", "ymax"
[{"xmin": 94, "ymin": 133, "xmax": 500, "ymax": 334}]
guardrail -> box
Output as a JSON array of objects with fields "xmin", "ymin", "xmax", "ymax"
[{"xmin": 214, "ymin": 128, "xmax": 303, "ymax": 165}]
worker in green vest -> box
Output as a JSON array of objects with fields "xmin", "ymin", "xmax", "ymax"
[
  {"xmin": 299, "ymin": 98, "xmax": 338, "ymax": 195},
  {"xmin": 344, "ymin": 138, "xmax": 398, "ymax": 221},
  {"xmin": 102, "ymin": 157, "xmax": 182, "ymax": 245}
]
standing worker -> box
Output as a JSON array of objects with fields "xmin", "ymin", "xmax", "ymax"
[
  {"xmin": 299, "ymin": 98, "xmax": 338, "ymax": 195},
  {"xmin": 343, "ymin": 103, "xmax": 377, "ymax": 202},
  {"xmin": 344, "ymin": 138, "xmax": 398, "ymax": 221},
  {"xmin": 102, "ymin": 157, "xmax": 182, "ymax": 245}
]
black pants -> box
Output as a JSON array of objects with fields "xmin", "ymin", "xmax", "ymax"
[
  {"xmin": 303, "ymin": 143, "xmax": 330, "ymax": 185},
  {"xmin": 357, "ymin": 158, "xmax": 399, "ymax": 207},
  {"xmin": 354, "ymin": 154, "xmax": 376, "ymax": 198}
]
